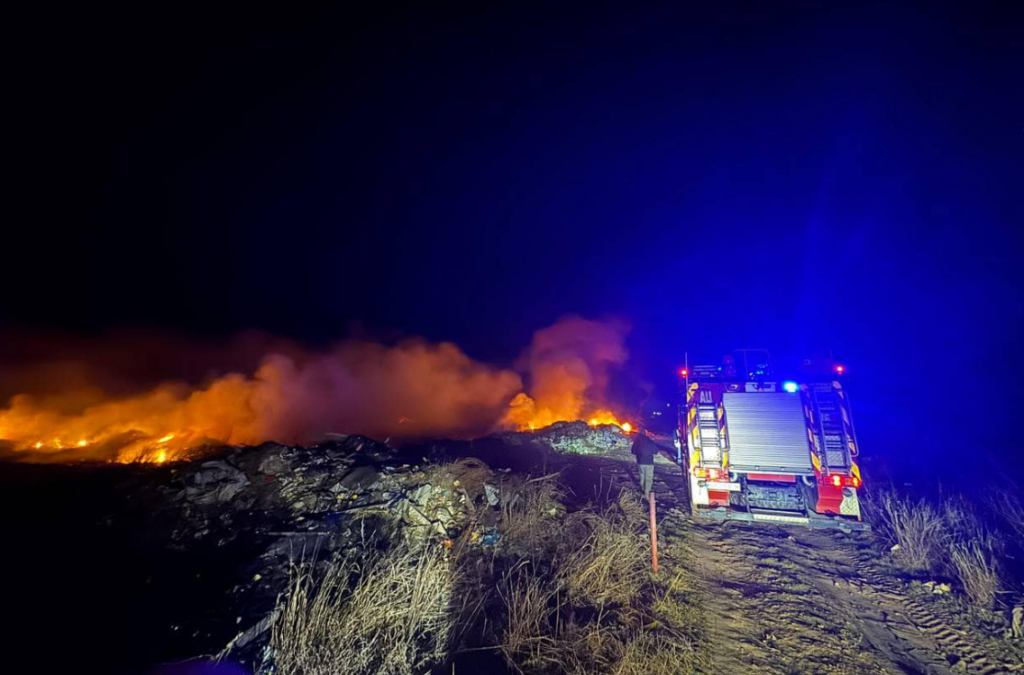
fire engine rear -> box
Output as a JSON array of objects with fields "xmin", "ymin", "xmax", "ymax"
[{"xmin": 677, "ymin": 350, "xmax": 867, "ymax": 529}]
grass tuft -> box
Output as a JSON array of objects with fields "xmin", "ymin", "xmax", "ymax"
[
  {"xmin": 869, "ymin": 491, "xmax": 946, "ymax": 573},
  {"xmin": 271, "ymin": 542, "xmax": 453, "ymax": 675},
  {"xmin": 558, "ymin": 507, "xmax": 647, "ymax": 607}
]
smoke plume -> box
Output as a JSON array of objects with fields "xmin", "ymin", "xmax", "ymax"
[
  {"xmin": 504, "ymin": 316, "xmax": 630, "ymax": 429},
  {"xmin": 0, "ymin": 317, "xmax": 630, "ymax": 462}
]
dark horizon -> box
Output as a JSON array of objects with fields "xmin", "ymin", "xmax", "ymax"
[{"xmin": 6, "ymin": 3, "xmax": 1024, "ymax": 479}]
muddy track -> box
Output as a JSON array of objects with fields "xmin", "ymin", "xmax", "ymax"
[
  {"xmin": 684, "ymin": 519, "xmax": 1020, "ymax": 675},
  {"xmin": 841, "ymin": 542, "xmax": 1020, "ymax": 675},
  {"xmin": 575, "ymin": 458, "xmax": 1020, "ymax": 675}
]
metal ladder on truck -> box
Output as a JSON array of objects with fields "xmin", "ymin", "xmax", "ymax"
[
  {"xmin": 809, "ymin": 384, "xmax": 851, "ymax": 472},
  {"xmin": 697, "ymin": 405, "xmax": 722, "ymax": 464}
]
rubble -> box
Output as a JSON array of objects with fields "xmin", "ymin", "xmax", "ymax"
[
  {"xmin": 152, "ymin": 436, "xmax": 518, "ymax": 670},
  {"xmin": 500, "ymin": 420, "xmax": 634, "ymax": 458},
  {"xmin": 184, "ymin": 460, "xmax": 250, "ymax": 505},
  {"xmin": 49, "ymin": 422, "xmax": 659, "ymax": 673}
]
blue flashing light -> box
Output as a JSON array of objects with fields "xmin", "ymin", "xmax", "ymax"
[{"xmin": 782, "ymin": 381, "xmax": 799, "ymax": 393}]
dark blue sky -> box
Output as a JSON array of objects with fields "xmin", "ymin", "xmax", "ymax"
[{"xmin": 8, "ymin": 3, "xmax": 1024, "ymax": 479}]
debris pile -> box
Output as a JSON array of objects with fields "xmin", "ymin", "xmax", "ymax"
[
  {"xmin": 153, "ymin": 435, "xmax": 545, "ymax": 670},
  {"xmin": 500, "ymin": 420, "xmax": 633, "ymax": 459}
]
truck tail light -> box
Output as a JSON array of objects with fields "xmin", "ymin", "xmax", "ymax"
[
  {"xmin": 826, "ymin": 474, "xmax": 862, "ymax": 489},
  {"xmin": 693, "ymin": 467, "xmax": 723, "ymax": 479}
]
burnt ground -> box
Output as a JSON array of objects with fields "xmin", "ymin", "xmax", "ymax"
[{"xmin": 1, "ymin": 426, "xmax": 1021, "ymax": 675}]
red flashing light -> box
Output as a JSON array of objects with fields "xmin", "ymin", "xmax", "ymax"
[
  {"xmin": 708, "ymin": 468, "xmax": 720, "ymax": 480},
  {"xmin": 835, "ymin": 364, "xmax": 845, "ymax": 375},
  {"xmin": 679, "ymin": 368, "xmax": 689, "ymax": 377},
  {"xmin": 831, "ymin": 474, "xmax": 842, "ymax": 487}
]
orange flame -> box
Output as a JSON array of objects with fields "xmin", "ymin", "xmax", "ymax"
[
  {"xmin": 505, "ymin": 395, "xmax": 631, "ymax": 432},
  {"xmin": 0, "ymin": 317, "xmax": 634, "ymax": 463},
  {"xmin": 501, "ymin": 317, "xmax": 632, "ymax": 433},
  {"xmin": 0, "ymin": 375, "xmax": 268, "ymax": 463},
  {"xmin": 0, "ymin": 339, "xmax": 524, "ymax": 463}
]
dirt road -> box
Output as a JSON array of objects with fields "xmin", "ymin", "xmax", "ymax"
[
  {"xmin": 581, "ymin": 456, "xmax": 1022, "ymax": 675},
  {"xmin": 677, "ymin": 518, "xmax": 1021, "ymax": 675}
]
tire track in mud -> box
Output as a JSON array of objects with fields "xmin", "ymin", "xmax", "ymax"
[
  {"xmin": 681, "ymin": 522, "xmax": 1017, "ymax": 675},
  {"xmin": 559, "ymin": 456, "xmax": 1017, "ymax": 674},
  {"xmin": 687, "ymin": 522, "xmax": 896, "ymax": 675},
  {"xmin": 840, "ymin": 542, "xmax": 1018, "ymax": 675}
]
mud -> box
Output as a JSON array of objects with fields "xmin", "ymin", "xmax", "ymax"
[{"xmin": 585, "ymin": 457, "xmax": 1022, "ymax": 675}]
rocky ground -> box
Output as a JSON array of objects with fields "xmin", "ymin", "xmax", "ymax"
[{"xmin": 1, "ymin": 422, "xmax": 1020, "ymax": 674}]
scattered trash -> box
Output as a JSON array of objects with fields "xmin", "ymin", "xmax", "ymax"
[
  {"xmin": 920, "ymin": 581, "xmax": 952, "ymax": 595},
  {"xmin": 501, "ymin": 420, "xmax": 633, "ymax": 458},
  {"xmin": 484, "ymin": 483, "xmax": 500, "ymax": 506},
  {"xmin": 185, "ymin": 460, "xmax": 250, "ymax": 505}
]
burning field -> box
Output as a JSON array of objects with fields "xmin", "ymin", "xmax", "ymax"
[
  {"xmin": 0, "ymin": 317, "xmax": 637, "ymax": 464},
  {"xmin": 3, "ymin": 319, "xmax": 1023, "ymax": 675},
  {"xmin": 4, "ymin": 423, "xmax": 1021, "ymax": 675}
]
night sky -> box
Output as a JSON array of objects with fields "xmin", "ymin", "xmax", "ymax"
[{"xmin": 8, "ymin": 4, "xmax": 1024, "ymax": 479}]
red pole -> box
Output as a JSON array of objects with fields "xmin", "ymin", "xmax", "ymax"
[{"xmin": 649, "ymin": 490, "xmax": 659, "ymax": 573}]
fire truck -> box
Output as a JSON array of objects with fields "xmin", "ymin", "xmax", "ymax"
[{"xmin": 676, "ymin": 350, "xmax": 868, "ymax": 529}]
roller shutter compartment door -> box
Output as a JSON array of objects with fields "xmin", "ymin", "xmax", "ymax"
[{"xmin": 723, "ymin": 392, "xmax": 813, "ymax": 473}]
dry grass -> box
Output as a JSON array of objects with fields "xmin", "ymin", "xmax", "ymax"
[
  {"xmin": 492, "ymin": 487, "xmax": 706, "ymax": 675},
  {"xmin": 616, "ymin": 490, "xmax": 649, "ymax": 529},
  {"xmin": 499, "ymin": 473, "xmax": 565, "ymax": 556},
  {"xmin": 536, "ymin": 620, "xmax": 625, "ymax": 675},
  {"xmin": 651, "ymin": 569, "xmax": 703, "ymax": 634},
  {"xmin": 505, "ymin": 619, "xmax": 699, "ymax": 675},
  {"xmin": 987, "ymin": 488, "xmax": 1024, "ymax": 541},
  {"xmin": 941, "ymin": 497, "xmax": 1004, "ymax": 609},
  {"xmin": 871, "ymin": 490, "xmax": 1007, "ymax": 608},
  {"xmin": 948, "ymin": 541, "xmax": 1000, "ymax": 609},
  {"xmin": 611, "ymin": 632, "xmax": 700, "ymax": 675},
  {"xmin": 271, "ymin": 542, "xmax": 453, "ymax": 675},
  {"xmin": 942, "ymin": 497, "xmax": 990, "ymax": 545},
  {"xmin": 558, "ymin": 507, "xmax": 647, "ymax": 607},
  {"xmin": 498, "ymin": 565, "xmax": 557, "ymax": 668},
  {"xmin": 497, "ymin": 567, "xmax": 623, "ymax": 674},
  {"xmin": 870, "ymin": 491, "xmax": 946, "ymax": 572}
]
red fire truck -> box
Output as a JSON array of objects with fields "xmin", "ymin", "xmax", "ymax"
[{"xmin": 676, "ymin": 350, "xmax": 867, "ymax": 529}]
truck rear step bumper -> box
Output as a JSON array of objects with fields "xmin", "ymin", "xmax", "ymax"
[{"xmin": 694, "ymin": 507, "xmax": 871, "ymax": 531}]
